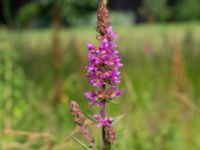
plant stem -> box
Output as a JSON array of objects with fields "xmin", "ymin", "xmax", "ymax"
[
  {"xmin": 100, "ymin": 101, "xmax": 106, "ymax": 149},
  {"xmin": 100, "ymin": 84, "xmax": 106, "ymax": 149},
  {"xmin": 52, "ymin": 2, "xmax": 62, "ymax": 103}
]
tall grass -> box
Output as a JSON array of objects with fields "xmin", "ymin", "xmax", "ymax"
[{"xmin": 0, "ymin": 23, "xmax": 200, "ymax": 149}]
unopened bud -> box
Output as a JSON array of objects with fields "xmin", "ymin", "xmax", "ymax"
[
  {"xmin": 70, "ymin": 101, "xmax": 85, "ymax": 126},
  {"xmin": 105, "ymin": 126, "xmax": 116, "ymax": 144}
]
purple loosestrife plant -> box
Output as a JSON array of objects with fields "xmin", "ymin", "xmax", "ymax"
[
  {"xmin": 86, "ymin": 0, "xmax": 123, "ymax": 148},
  {"xmin": 70, "ymin": 0, "xmax": 123, "ymax": 149}
]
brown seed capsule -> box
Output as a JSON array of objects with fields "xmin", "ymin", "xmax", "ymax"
[
  {"xmin": 70, "ymin": 101, "xmax": 85, "ymax": 126},
  {"xmin": 105, "ymin": 126, "xmax": 116, "ymax": 144}
]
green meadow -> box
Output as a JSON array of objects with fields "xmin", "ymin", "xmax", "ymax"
[{"xmin": 0, "ymin": 23, "xmax": 200, "ymax": 149}]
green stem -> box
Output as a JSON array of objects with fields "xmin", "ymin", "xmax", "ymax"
[{"xmin": 100, "ymin": 101, "xmax": 106, "ymax": 149}]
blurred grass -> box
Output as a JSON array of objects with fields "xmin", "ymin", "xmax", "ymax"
[{"xmin": 0, "ymin": 23, "xmax": 200, "ymax": 149}]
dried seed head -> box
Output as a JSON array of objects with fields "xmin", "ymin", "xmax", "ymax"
[
  {"xmin": 105, "ymin": 126, "xmax": 116, "ymax": 144},
  {"xmin": 80, "ymin": 126, "xmax": 96, "ymax": 145},
  {"xmin": 70, "ymin": 101, "xmax": 85, "ymax": 126},
  {"xmin": 96, "ymin": 0, "xmax": 111, "ymax": 41},
  {"xmin": 70, "ymin": 101, "xmax": 97, "ymax": 150}
]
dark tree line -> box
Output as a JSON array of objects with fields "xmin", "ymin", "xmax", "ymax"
[{"xmin": 0, "ymin": 0, "xmax": 200, "ymax": 27}]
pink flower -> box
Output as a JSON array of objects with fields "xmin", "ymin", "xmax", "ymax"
[
  {"xmin": 94, "ymin": 115, "xmax": 113, "ymax": 128},
  {"xmin": 85, "ymin": 87, "xmax": 123, "ymax": 106},
  {"xmin": 87, "ymin": 43, "xmax": 95, "ymax": 51}
]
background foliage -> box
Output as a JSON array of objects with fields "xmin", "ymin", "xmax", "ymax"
[
  {"xmin": 0, "ymin": 0, "xmax": 200, "ymax": 149},
  {"xmin": 0, "ymin": 24, "xmax": 200, "ymax": 149},
  {"xmin": 1, "ymin": 0, "xmax": 200, "ymax": 27}
]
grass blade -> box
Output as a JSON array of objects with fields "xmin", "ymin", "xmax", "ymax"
[
  {"xmin": 71, "ymin": 135, "xmax": 92, "ymax": 150},
  {"xmin": 112, "ymin": 114, "xmax": 126, "ymax": 125}
]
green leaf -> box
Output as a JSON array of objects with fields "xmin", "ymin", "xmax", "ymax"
[
  {"xmin": 71, "ymin": 135, "xmax": 92, "ymax": 150},
  {"xmin": 109, "ymin": 101, "xmax": 119, "ymax": 105},
  {"xmin": 112, "ymin": 114, "xmax": 126, "ymax": 125},
  {"xmin": 108, "ymin": 99, "xmax": 119, "ymax": 104},
  {"xmin": 83, "ymin": 111, "xmax": 97, "ymax": 123}
]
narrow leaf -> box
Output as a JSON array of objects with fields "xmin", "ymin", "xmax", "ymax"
[
  {"xmin": 71, "ymin": 135, "xmax": 92, "ymax": 150},
  {"xmin": 83, "ymin": 111, "xmax": 97, "ymax": 123},
  {"xmin": 112, "ymin": 114, "xmax": 126, "ymax": 125},
  {"xmin": 108, "ymin": 99, "xmax": 119, "ymax": 104}
]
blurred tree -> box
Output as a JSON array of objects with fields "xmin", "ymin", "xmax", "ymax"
[
  {"xmin": 138, "ymin": 0, "xmax": 171, "ymax": 22},
  {"xmin": 15, "ymin": 2, "xmax": 40, "ymax": 28},
  {"xmin": 60, "ymin": 0, "xmax": 98, "ymax": 26},
  {"xmin": 1, "ymin": 0, "xmax": 200, "ymax": 25},
  {"xmin": 176, "ymin": 0, "xmax": 200, "ymax": 20},
  {"xmin": 0, "ymin": 0, "xmax": 98, "ymax": 27},
  {"xmin": 109, "ymin": 0, "xmax": 140, "ymax": 11},
  {"xmin": 52, "ymin": 1, "xmax": 62, "ymax": 103},
  {"xmin": 2, "ymin": 0, "xmax": 12, "ymax": 26},
  {"xmin": 36, "ymin": 0, "xmax": 98, "ymax": 26}
]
